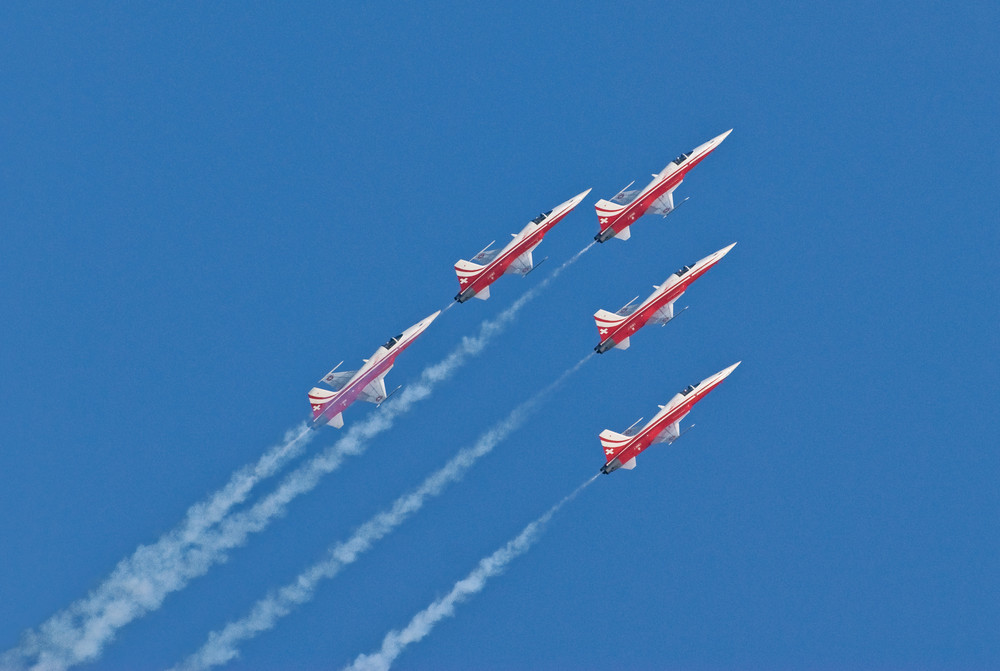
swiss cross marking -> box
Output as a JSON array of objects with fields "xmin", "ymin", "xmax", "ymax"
[
  {"xmin": 600, "ymin": 217, "xmax": 608, "ymax": 224},
  {"xmin": 605, "ymin": 447, "xmax": 615, "ymax": 455},
  {"xmin": 459, "ymin": 277, "xmax": 468, "ymax": 285}
]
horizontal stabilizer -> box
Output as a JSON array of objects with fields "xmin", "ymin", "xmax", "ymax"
[
  {"xmin": 474, "ymin": 285, "xmax": 491, "ymax": 300},
  {"xmin": 613, "ymin": 336, "xmax": 630, "ymax": 350},
  {"xmin": 328, "ymin": 412, "xmax": 344, "ymax": 429},
  {"xmin": 622, "ymin": 457, "xmax": 637, "ymax": 470},
  {"xmin": 614, "ymin": 226, "xmax": 631, "ymax": 241}
]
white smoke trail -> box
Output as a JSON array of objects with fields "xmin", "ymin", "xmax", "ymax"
[
  {"xmin": 2, "ymin": 274, "xmax": 563, "ymax": 671},
  {"xmin": 345, "ymin": 474, "xmax": 599, "ymax": 671},
  {"xmin": 0, "ymin": 422, "xmax": 314, "ymax": 671},
  {"xmin": 172, "ymin": 353, "xmax": 592, "ymax": 671}
]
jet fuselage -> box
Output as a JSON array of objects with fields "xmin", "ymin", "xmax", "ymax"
[
  {"xmin": 309, "ymin": 312, "xmax": 439, "ymax": 428},
  {"xmin": 595, "ymin": 243, "xmax": 736, "ymax": 353},
  {"xmin": 595, "ymin": 130, "xmax": 732, "ymax": 242},
  {"xmin": 600, "ymin": 362, "xmax": 740, "ymax": 473},
  {"xmin": 455, "ymin": 189, "xmax": 591, "ymax": 302}
]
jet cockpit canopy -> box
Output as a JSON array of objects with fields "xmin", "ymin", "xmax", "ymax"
[
  {"xmin": 383, "ymin": 334, "xmax": 403, "ymax": 349},
  {"xmin": 530, "ymin": 210, "xmax": 552, "ymax": 224}
]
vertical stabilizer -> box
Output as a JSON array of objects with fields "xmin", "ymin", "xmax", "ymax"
[
  {"xmin": 454, "ymin": 259, "xmax": 485, "ymax": 291},
  {"xmin": 599, "ymin": 429, "xmax": 630, "ymax": 463},
  {"xmin": 594, "ymin": 309, "xmax": 626, "ymax": 339},
  {"xmin": 308, "ymin": 387, "xmax": 336, "ymax": 423}
]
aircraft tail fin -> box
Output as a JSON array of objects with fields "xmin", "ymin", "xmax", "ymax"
[
  {"xmin": 595, "ymin": 198, "xmax": 625, "ymax": 216},
  {"xmin": 599, "ymin": 429, "xmax": 630, "ymax": 464},
  {"xmin": 594, "ymin": 309, "xmax": 626, "ymax": 338},
  {"xmin": 455, "ymin": 259, "xmax": 485, "ymax": 289},
  {"xmin": 308, "ymin": 387, "xmax": 337, "ymax": 423}
]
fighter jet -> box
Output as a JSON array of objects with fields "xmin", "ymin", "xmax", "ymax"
[
  {"xmin": 308, "ymin": 311, "xmax": 440, "ymax": 429},
  {"xmin": 594, "ymin": 243, "xmax": 736, "ymax": 353},
  {"xmin": 594, "ymin": 130, "xmax": 732, "ymax": 243},
  {"xmin": 599, "ymin": 362, "xmax": 740, "ymax": 474},
  {"xmin": 455, "ymin": 188, "xmax": 592, "ymax": 302}
]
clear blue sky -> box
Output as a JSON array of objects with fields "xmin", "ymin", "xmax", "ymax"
[{"xmin": 2, "ymin": 2, "xmax": 998, "ymax": 669}]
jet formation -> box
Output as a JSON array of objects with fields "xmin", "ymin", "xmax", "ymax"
[{"xmin": 309, "ymin": 130, "xmax": 740, "ymax": 476}]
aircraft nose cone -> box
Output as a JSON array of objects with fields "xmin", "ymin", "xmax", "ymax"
[
  {"xmin": 717, "ymin": 241, "xmax": 737, "ymax": 257},
  {"xmin": 694, "ymin": 129, "xmax": 732, "ymax": 155},
  {"xmin": 721, "ymin": 361, "xmax": 742, "ymax": 377},
  {"xmin": 565, "ymin": 187, "xmax": 593, "ymax": 209},
  {"xmin": 421, "ymin": 310, "xmax": 442, "ymax": 328}
]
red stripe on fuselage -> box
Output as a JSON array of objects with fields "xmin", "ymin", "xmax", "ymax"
[
  {"xmin": 605, "ymin": 376, "xmax": 726, "ymax": 465},
  {"xmin": 597, "ymin": 146, "xmax": 717, "ymax": 237},
  {"xmin": 598, "ymin": 259, "xmax": 719, "ymax": 349},
  {"xmin": 316, "ymin": 332, "xmax": 419, "ymax": 423},
  {"xmin": 463, "ymin": 206, "xmax": 573, "ymax": 295}
]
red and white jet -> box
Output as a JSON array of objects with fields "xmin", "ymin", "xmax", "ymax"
[
  {"xmin": 594, "ymin": 129, "xmax": 732, "ymax": 243},
  {"xmin": 594, "ymin": 242, "xmax": 736, "ymax": 353},
  {"xmin": 307, "ymin": 311, "xmax": 440, "ymax": 429},
  {"xmin": 454, "ymin": 188, "xmax": 592, "ymax": 302},
  {"xmin": 599, "ymin": 362, "xmax": 740, "ymax": 474}
]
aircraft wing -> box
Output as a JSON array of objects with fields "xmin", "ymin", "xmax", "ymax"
[
  {"xmin": 358, "ymin": 374, "xmax": 389, "ymax": 405},
  {"xmin": 611, "ymin": 189, "xmax": 640, "ymax": 205},
  {"xmin": 504, "ymin": 247, "xmax": 536, "ymax": 276},
  {"xmin": 648, "ymin": 185, "xmax": 679, "ymax": 216},
  {"xmin": 651, "ymin": 413, "xmax": 688, "ymax": 444},
  {"xmin": 472, "ymin": 248, "xmax": 502, "ymax": 264},
  {"xmin": 320, "ymin": 369, "xmax": 358, "ymax": 391},
  {"xmin": 648, "ymin": 298, "xmax": 679, "ymax": 326},
  {"xmin": 616, "ymin": 302, "xmax": 641, "ymax": 317}
]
